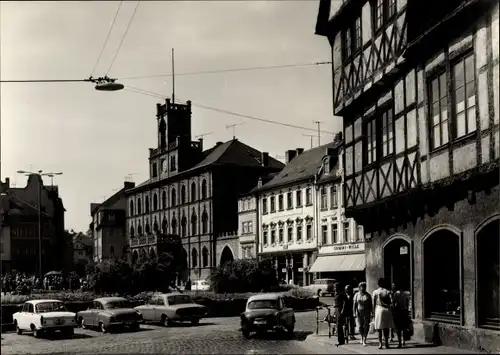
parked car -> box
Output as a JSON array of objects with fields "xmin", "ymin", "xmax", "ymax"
[
  {"xmin": 13, "ymin": 299, "xmax": 77, "ymax": 338},
  {"xmin": 134, "ymin": 292, "xmax": 207, "ymax": 326},
  {"xmin": 240, "ymin": 293, "xmax": 295, "ymax": 338},
  {"xmin": 191, "ymin": 279, "xmax": 211, "ymax": 291},
  {"xmin": 77, "ymin": 297, "xmax": 142, "ymax": 333},
  {"xmin": 303, "ymin": 278, "xmax": 337, "ymax": 296}
]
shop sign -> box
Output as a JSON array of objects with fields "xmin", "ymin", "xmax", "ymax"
[
  {"xmin": 320, "ymin": 242, "xmax": 365, "ymax": 254},
  {"xmin": 400, "ymin": 246, "xmax": 408, "ymax": 255}
]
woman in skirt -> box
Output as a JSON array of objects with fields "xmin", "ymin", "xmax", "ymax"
[
  {"xmin": 353, "ymin": 282, "xmax": 372, "ymax": 346},
  {"xmin": 372, "ymin": 278, "xmax": 394, "ymax": 349}
]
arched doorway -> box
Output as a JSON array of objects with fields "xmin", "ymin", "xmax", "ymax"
[
  {"xmin": 423, "ymin": 229, "xmax": 461, "ymax": 321},
  {"xmin": 220, "ymin": 246, "xmax": 234, "ymax": 265},
  {"xmin": 477, "ymin": 219, "xmax": 499, "ymax": 329},
  {"xmin": 384, "ymin": 237, "xmax": 411, "ymax": 292}
]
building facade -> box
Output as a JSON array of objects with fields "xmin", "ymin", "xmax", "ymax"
[
  {"xmin": 126, "ymin": 98, "xmax": 283, "ymax": 283},
  {"xmin": 316, "ymin": 0, "xmax": 499, "ymax": 351},
  {"xmin": 237, "ymin": 194, "xmax": 257, "ymax": 259},
  {"xmin": 0, "ymin": 175, "xmax": 66, "ymax": 275},
  {"xmin": 90, "ymin": 181, "xmax": 134, "ymax": 263},
  {"xmin": 310, "ymin": 144, "xmax": 366, "ymax": 287},
  {"xmin": 73, "ymin": 231, "xmax": 93, "ymax": 267}
]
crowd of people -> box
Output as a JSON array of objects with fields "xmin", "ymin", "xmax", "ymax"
[
  {"xmin": 327, "ymin": 278, "xmax": 412, "ymax": 349},
  {"xmin": 1, "ymin": 272, "xmax": 93, "ymax": 295}
]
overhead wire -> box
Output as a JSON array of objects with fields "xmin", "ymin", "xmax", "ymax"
[
  {"xmin": 118, "ymin": 61, "xmax": 332, "ymax": 80},
  {"xmin": 90, "ymin": 1, "xmax": 123, "ymax": 77},
  {"xmin": 105, "ymin": 0, "xmax": 141, "ymax": 76},
  {"xmin": 123, "ymin": 84, "xmax": 335, "ymax": 135}
]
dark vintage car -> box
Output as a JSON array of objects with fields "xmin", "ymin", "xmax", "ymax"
[
  {"xmin": 77, "ymin": 297, "xmax": 143, "ymax": 333},
  {"xmin": 134, "ymin": 293, "xmax": 207, "ymax": 326},
  {"xmin": 240, "ymin": 293, "xmax": 295, "ymax": 338}
]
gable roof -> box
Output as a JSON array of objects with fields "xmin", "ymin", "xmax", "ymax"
[
  {"xmin": 129, "ymin": 139, "xmax": 284, "ymax": 193},
  {"xmin": 255, "ymin": 141, "xmax": 341, "ymax": 192}
]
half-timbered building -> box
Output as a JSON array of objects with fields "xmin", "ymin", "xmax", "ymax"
[
  {"xmin": 316, "ymin": 0, "xmax": 499, "ymax": 351},
  {"xmin": 126, "ymin": 98, "xmax": 283, "ymax": 284}
]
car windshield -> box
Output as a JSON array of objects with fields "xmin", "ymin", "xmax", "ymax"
[
  {"xmin": 35, "ymin": 302, "xmax": 67, "ymax": 313},
  {"xmin": 167, "ymin": 295, "xmax": 192, "ymax": 305},
  {"xmin": 248, "ymin": 300, "xmax": 278, "ymax": 310},
  {"xmin": 104, "ymin": 300, "xmax": 132, "ymax": 309}
]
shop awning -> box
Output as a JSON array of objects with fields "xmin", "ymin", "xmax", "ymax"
[{"xmin": 308, "ymin": 254, "xmax": 366, "ymax": 273}]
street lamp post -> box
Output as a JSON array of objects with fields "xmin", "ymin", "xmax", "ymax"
[{"xmin": 17, "ymin": 170, "xmax": 63, "ymax": 283}]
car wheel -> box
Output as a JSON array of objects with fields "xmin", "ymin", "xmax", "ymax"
[
  {"xmin": 161, "ymin": 314, "xmax": 172, "ymax": 327},
  {"xmin": 130, "ymin": 323, "xmax": 140, "ymax": 331},
  {"xmin": 191, "ymin": 318, "xmax": 200, "ymax": 326},
  {"xmin": 79, "ymin": 317, "xmax": 86, "ymax": 329},
  {"xmin": 31, "ymin": 325, "xmax": 40, "ymax": 338},
  {"xmin": 99, "ymin": 322, "xmax": 107, "ymax": 333},
  {"xmin": 63, "ymin": 328, "xmax": 74, "ymax": 337},
  {"xmin": 14, "ymin": 321, "xmax": 22, "ymax": 335},
  {"xmin": 242, "ymin": 328, "xmax": 251, "ymax": 338}
]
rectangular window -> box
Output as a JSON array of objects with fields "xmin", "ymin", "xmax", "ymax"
[
  {"xmin": 374, "ymin": 0, "xmax": 384, "ymax": 30},
  {"xmin": 344, "ymin": 222, "xmax": 351, "ymax": 242},
  {"xmin": 270, "ymin": 196, "xmax": 276, "ymax": 212},
  {"xmin": 322, "ymin": 225, "xmax": 328, "ymax": 245},
  {"xmin": 321, "ymin": 187, "xmax": 328, "ymax": 209},
  {"xmin": 296, "ymin": 190, "xmax": 302, "ymax": 207},
  {"xmin": 263, "ymin": 231, "xmax": 268, "ymax": 245},
  {"xmin": 356, "ymin": 225, "xmax": 364, "ymax": 241},
  {"xmin": 452, "ymin": 54, "xmax": 476, "ymax": 138},
  {"xmin": 271, "ymin": 230, "xmax": 276, "ymax": 244},
  {"xmin": 343, "ymin": 17, "xmax": 362, "ymax": 62},
  {"xmin": 279, "ymin": 228, "xmax": 284, "ymax": 243},
  {"xmin": 332, "ymin": 223, "xmax": 338, "ymax": 243},
  {"xmin": 287, "ymin": 226, "xmax": 293, "ymax": 242},
  {"xmin": 373, "ymin": 0, "xmax": 396, "ymax": 31},
  {"xmin": 287, "ymin": 192, "xmax": 293, "ymax": 209},
  {"xmin": 306, "ymin": 224, "xmax": 312, "ymax": 240},
  {"xmin": 381, "ymin": 108, "xmax": 394, "ymax": 157},
  {"xmin": 262, "ymin": 198, "xmax": 268, "ymax": 214},
  {"xmin": 429, "ymin": 73, "xmax": 449, "ymax": 149},
  {"xmin": 296, "ymin": 225, "xmax": 303, "ymax": 241},
  {"xmin": 248, "ymin": 221, "xmax": 253, "ymax": 233},
  {"xmin": 366, "ymin": 117, "xmax": 377, "ymax": 164},
  {"xmin": 278, "ymin": 194, "xmax": 284, "ymax": 211},
  {"xmin": 242, "ymin": 222, "xmax": 247, "ymax": 234},
  {"xmin": 331, "ymin": 186, "xmax": 338, "ymax": 208},
  {"xmin": 152, "ymin": 163, "xmax": 158, "ymax": 178},
  {"xmin": 306, "ymin": 187, "xmax": 312, "ymax": 205},
  {"xmin": 387, "ymin": 0, "xmax": 396, "ymax": 18}
]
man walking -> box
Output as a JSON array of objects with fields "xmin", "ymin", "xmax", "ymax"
[
  {"xmin": 345, "ymin": 285, "xmax": 356, "ymax": 340},
  {"xmin": 332, "ymin": 282, "xmax": 347, "ymax": 346}
]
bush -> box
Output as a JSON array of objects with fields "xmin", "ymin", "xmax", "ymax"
[{"xmin": 209, "ymin": 258, "xmax": 278, "ymax": 293}]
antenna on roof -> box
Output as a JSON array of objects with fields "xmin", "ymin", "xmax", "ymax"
[
  {"xmin": 313, "ymin": 121, "xmax": 324, "ymax": 146},
  {"xmin": 195, "ymin": 132, "xmax": 213, "ymax": 140},
  {"xmin": 303, "ymin": 134, "xmax": 316, "ymax": 148},
  {"xmin": 226, "ymin": 122, "xmax": 245, "ymax": 140}
]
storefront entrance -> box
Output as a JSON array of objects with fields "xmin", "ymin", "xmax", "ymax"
[{"xmin": 384, "ymin": 238, "xmax": 411, "ymax": 292}]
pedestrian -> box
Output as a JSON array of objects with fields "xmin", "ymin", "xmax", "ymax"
[
  {"xmin": 392, "ymin": 282, "xmax": 411, "ymax": 348},
  {"xmin": 344, "ymin": 285, "xmax": 356, "ymax": 340},
  {"xmin": 390, "ymin": 282, "xmax": 397, "ymax": 342},
  {"xmin": 332, "ymin": 282, "xmax": 348, "ymax": 347},
  {"xmin": 373, "ymin": 278, "xmax": 394, "ymax": 349},
  {"xmin": 353, "ymin": 281, "xmax": 372, "ymax": 346}
]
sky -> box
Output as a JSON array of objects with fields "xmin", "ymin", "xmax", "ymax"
[{"xmin": 0, "ymin": 0, "xmax": 341, "ymax": 232}]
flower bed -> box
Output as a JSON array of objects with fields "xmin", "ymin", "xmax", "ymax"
[{"xmin": 1, "ymin": 288, "xmax": 320, "ymax": 326}]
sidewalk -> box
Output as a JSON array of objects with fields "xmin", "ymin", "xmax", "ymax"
[{"xmin": 305, "ymin": 333, "xmax": 480, "ymax": 354}]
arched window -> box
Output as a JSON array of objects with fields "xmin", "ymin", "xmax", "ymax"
[
  {"xmin": 137, "ymin": 224, "xmax": 143, "ymax": 235},
  {"xmin": 129, "ymin": 200, "xmax": 134, "ymax": 216},
  {"xmin": 191, "ymin": 211, "xmax": 197, "ymax": 235},
  {"xmin": 171, "ymin": 188, "xmax": 177, "ymax": 206},
  {"xmin": 145, "ymin": 196, "xmax": 150, "ymax": 213},
  {"xmin": 130, "ymin": 225, "xmax": 135, "ymax": 237},
  {"xmin": 161, "ymin": 190, "xmax": 167, "ymax": 209},
  {"xmin": 201, "ymin": 179, "xmax": 207, "ymax": 199},
  {"xmin": 153, "ymin": 193, "xmax": 158, "ymax": 211},
  {"xmin": 202, "ymin": 246, "xmax": 209, "ymax": 267},
  {"xmin": 181, "ymin": 185, "xmax": 186, "ymax": 204},
  {"xmin": 190, "ymin": 182, "xmax": 196, "ymax": 201},
  {"xmin": 137, "ymin": 198, "xmax": 142, "ymax": 214},
  {"xmin": 181, "ymin": 216, "xmax": 187, "ymax": 237},
  {"xmin": 192, "ymin": 248, "xmax": 198, "ymax": 268},
  {"xmin": 162, "ymin": 218, "xmax": 168, "ymax": 234},
  {"xmin": 145, "ymin": 222, "xmax": 151, "ymax": 234},
  {"xmin": 202, "ymin": 210, "xmax": 208, "ymax": 234},
  {"xmin": 171, "ymin": 217, "xmax": 178, "ymax": 235},
  {"xmin": 153, "ymin": 218, "xmax": 159, "ymax": 232}
]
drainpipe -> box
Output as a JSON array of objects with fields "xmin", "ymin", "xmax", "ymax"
[{"xmin": 314, "ymin": 176, "xmax": 320, "ymax": 283}]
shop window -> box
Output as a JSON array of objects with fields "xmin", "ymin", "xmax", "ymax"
[{"xmin": 424, "ymin": 230, "xmax": 461, "ymax": 322}]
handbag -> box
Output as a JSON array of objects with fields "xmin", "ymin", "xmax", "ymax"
[{"xmin": 369, "ymin": 321, "xmax": 376, "ymax": 334}]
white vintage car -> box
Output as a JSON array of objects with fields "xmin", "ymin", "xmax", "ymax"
[
  {"xmin": 134, "ymin": 293, "xmax": 207, "ymax": 326},
  {"xmin": 13, "ymin": 299, "xmax": 77, "ymax": 338}
]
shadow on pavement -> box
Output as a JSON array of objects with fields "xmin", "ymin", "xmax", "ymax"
[
  {"xmin": 250, "ymin": 330, "xmax": 313, "ymax": 341},
  {"xmin": 169, "ymin": 322, "xmax": 216, "ymax": 327},
  {"xmin": 37, "ymin": 333, "xmax": 93, "ymax": 341}
]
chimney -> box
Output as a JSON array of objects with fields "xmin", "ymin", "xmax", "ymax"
[
  {"xmin": 334, "ymin": 131, "xmax": 343, "ymax": 144},
  {"xmin": 198, "ymin": 138, "xmax": 203, "ymax": 151},
  {"xmin": 296, "ymin": 148, "xmax": 304, "ymax": 156},
  {"xmin": 5, "ymin": 177, "xmax": 10, "ymax": 188},
  {"xmin": 257, "ymin": 177, "xmax": 264, "ymax": 187},
  {"xmin": 124, "ymin": 181, "xmax": 135, "ymax": 190},
  {"xmin": 325, "ymin": 148, "xmax": 335, "ymax": 156},
  {"xmin": 285, "ymin": 150, "xmax": 297, "ymax": 164},
  {"xmin": 156, "ymin": 103, "xmax": 162, "ymax": 117},
  {"xmin": 261, "ymin": 152, "xmax": 269, "ymax": 167}
]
